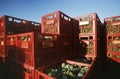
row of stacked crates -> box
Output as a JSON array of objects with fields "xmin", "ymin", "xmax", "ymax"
[
  {"xmin": 35, "ymin": 11, "xmax": 101, "ymax": 79},
  {"xmin": 41, "ymin": 11, "xmax": 79, "ymax": 59},
  {"xmin": 0, "ymin": 11, "xmax": 97, "ymax": 79},
  {"xmin": 104, "ymin": 16, "xmax": 120, "ymax": 63},
  {"xmin": 0, "ymin": 11, "xmax": 80, "ymax": 79},
  {"xmin": 0, "ymin": 15, "xmax": 41, "ymax": 63},
  {"xmin": 0, "ymin": 10, "xmax": 119, "ymax": 79}
]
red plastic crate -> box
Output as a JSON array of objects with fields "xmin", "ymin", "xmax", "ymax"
[
  {"xmin": 0, "ymin": 15, "xmax": 29, "ymax": 63},
  {"xmin": 105, "ymin": 15, "xmax": 120, "ymax": 63},
  {"xmin": 41, "ymin": 11, "xmax": 73, "ymax": 36},
  {"xmin": 0, "ymin": 15, "xmax": 41, "ymax": 63},
  {"xmin": 0, "ymin": 15, "xmax": 28, "ymax": 35},
  {"xmin": 106, "ymin": 35, "xmax": 120, "ymax": 63},
  {"xmin": 0, "ymin": 15, "xmax": 41, "ymax": 35},
  {"xmin": 35, "ymin": 58, "xmax": 95, "ymax": 79},
  {"xmin": 74, "ymin": 13, "xmax": 102, "ymax": 35},
  {"xmin": 6, "ymin": 32, "xmax": 59, "ymax": 68},
  {"xmin": 74, "ymin": 13, "xmax": 103, "ymax": 60},
  {"xmin": 104, "ymin": 15, "xmax": 120, "ymax": 24}
]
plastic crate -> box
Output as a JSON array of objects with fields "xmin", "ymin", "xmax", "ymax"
[
  {"xmin": 0, "ymin": 15, "xmax": 41, "ymax": 35},
  {"xmin": 42, "ymin": 11, "xmax": 73, "ymax": 36},
  {"xmin": 74, "ymin": 13, "xmax": 103, "ymax": 60},
  {"xmin": 0, "ymin": 15, "xmax": 28, "ymax": 35},
  {"xmin": 74, "ymin": 13, "xmax": 102, "ymax": 35},
  {"xmin": 105, "ymin": 15, "xmax": 120, "ymax": 63},
  {"xmin": 106, "ymin": 35, "xmax": 120, "ymax": 63},
  {"xmin": 6, "ymin": 32, "xmax": 59, "ymax": 68},
  {"xmin": 104, "ymin": 15, "xmax": 120, "ymax": 24},
  {"xmin": 35, "ymin": 58, "xmax": 94, "ymax": 79}
]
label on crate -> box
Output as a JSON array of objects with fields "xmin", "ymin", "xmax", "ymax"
[
  {"xmin": 46, "ymin": 20, "xmax": 54, "ymax": 25},
  {"xmin": 112, "ymin": 40, "xmax": 120, "ymax": 44},
  {"xmin": 21, "ymin": 42, "xmax": 28, "ymax": 48},
  {"xmin": 1, "ymin": 41, "xmax": 4, "ymax": 46},
  {"xmin": 79, "ymin": 21, "xmax": 89, "ymax": 25}
]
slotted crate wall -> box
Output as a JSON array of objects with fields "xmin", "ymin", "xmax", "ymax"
[
  {"xmin": 6, "ymin": 32, "xmax": 59, "ymax": 68},
  {"xmin": 58, "ymin": 35, "xmax": 73, "ymax": 59},
  {"xmin": 75, "ymin": 13, "xmax": 103, "ymax": 60},
  {"xmin": 105, "ymin": 16, "xmax": 120, "ymax": 63},
  {"xmin": 72, "ymin": 19, "xmax": 79, "ymax": 56},
  {"xmin": 42, "ymin": 11, "xmax": 73, "ymax": 36},
  {"xmin": 0, "ymin": 15, "xmax": 28, "ymax": 35}
]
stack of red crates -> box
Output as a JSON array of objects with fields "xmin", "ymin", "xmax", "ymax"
[
  {"xmin": 41, "ymin": 11, "xmax": 77, "ymax": 59},
  {"xmin": 0, "ymin": 15, "xmax": 41, "ymax": 63},
  {"xmin": 74, "ymin": 13, "xmax": 103, "ymax": 60},
  {"xmin": 0, "ymin": 15, "xmax": 41, "ymax": 79},
  {"xmin": 6, "ymin": 32, "xmax": 59, "ymax": 79},
  {"xmin": 0, "ymin": 11, "xmax": 107, "ymax": 79},
  {"xmin": 36, "ymin": 12, "xmax": 100, "ymax": 79},
  {"xmin": 0, "ymin": 15, "xmax": 28, "ymax": 63},
  {"xmin": 104, "ymin": 16, "xmax": 120, "ymax": 63},
  {"xmin": 6, "ymin": 32, "xmax": 58, "ymax": 79}
]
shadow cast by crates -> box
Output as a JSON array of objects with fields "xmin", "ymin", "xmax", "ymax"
[
  {"xmin": 102, "ymin": 57, "xmax": 120, "ymax": 79},
  {"xmin": 5, "ymin": 46, "xmax": 27, "ymax": 79}
]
